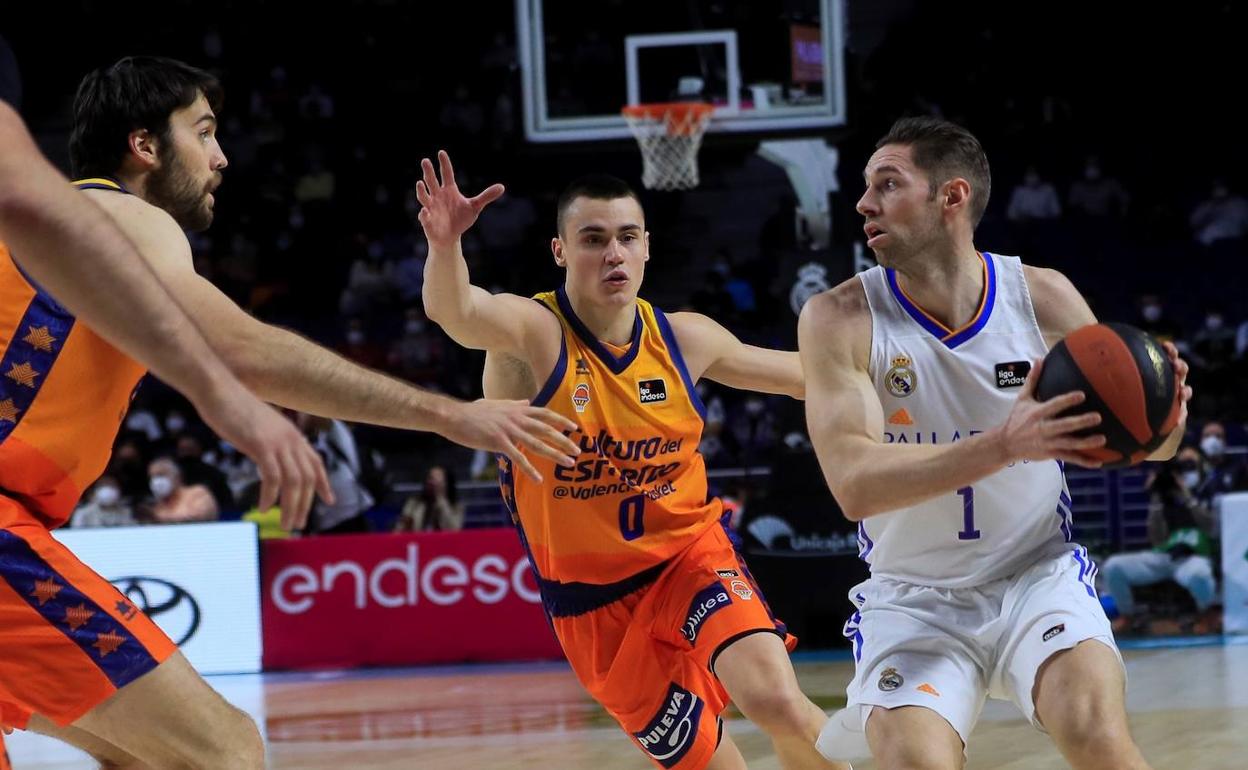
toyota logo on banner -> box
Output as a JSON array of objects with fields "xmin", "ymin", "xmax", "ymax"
[{"xmin": 110, "ymin": 576, "xmax": 202, "ymax": 646}]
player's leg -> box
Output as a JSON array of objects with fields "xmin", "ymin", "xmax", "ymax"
[
  {"xmin": 25, "ymin": 714, "xmax": 149, "ymax": 769},
  {"xmin": 70, "ymin": 651, "xmax": 264, "ymax": 770},
  {"xmin": 1001, "ymin": 550, "xmax": 1150, "ymax": 770},
  {"xmin": 815, "ymin": 582, "xmax": 987, "ymax": 770},
  {"xmin": 0, "ymin": 515, "xmax": 263, "ymax": 769},
  {"xmin": 864, "ymin": 705, "xmax": 964, "ymax": 770},
  {"xmin": 1032, "ymin": 640, "xmax": 1150, "ymax": 770},
  {"xmin": 705, "ymin": 729, "xmax": 747, "ymax": 770},
  {"xmin": 714, "ymin": 631, "xmax": 847, "ymax": 769}
]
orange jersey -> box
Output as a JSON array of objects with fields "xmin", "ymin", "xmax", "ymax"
[
  {"xmin": 501, "ymin": 287, "xmax": 722, "ymax": 600},
  {"xmin": 0, "ymin": 178, "xmax": 147, "ymax": 527}
]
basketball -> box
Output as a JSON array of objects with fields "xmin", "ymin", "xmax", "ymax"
[{"xmin": 1034, "ymin": 323, "xmax": 1181, "ymax": 467}]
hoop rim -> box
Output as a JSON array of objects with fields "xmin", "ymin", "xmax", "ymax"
[{"xmin": 620, "ymin": 102, "xmax": 715, "ymax": 121}]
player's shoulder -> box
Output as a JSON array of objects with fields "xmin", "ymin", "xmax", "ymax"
[
  {"xmin": 83, "ymin": 187, "xmax": 183, "ymax": 239},
  {"xmin": 1020, "ymin": 262, "xmax": 1080, "ymax": 298},
  {"xmin": 799, "ymin": 273, "xmax": 870, "ymax": 328}
]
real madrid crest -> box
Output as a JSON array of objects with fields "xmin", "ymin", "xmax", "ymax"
[
  {"xmin": 878, "ymin": 667, "xmax": 904, "ymax": 692},
  {"xmin": 885, "ymin": 355, "xmax": 917, "ymax": 398}
]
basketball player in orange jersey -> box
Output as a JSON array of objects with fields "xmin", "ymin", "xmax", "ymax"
[
  {"xmin": 418, "ymin": 151, "xmax": 849, "ymax": 770},
  {"xmin": 0, "ymin": 57, "xmax": 580, "ymax": 769},
  {"xmin": 802, "ymin": 117, "xmax": 1190, "ymax": 770},
  {"xmin": 1, "ymin": 95, "xmax": 328, "ymax": 531}
]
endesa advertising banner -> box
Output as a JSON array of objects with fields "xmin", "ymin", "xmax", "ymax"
[{"xmin": 261, "ymin": 529, "xmax": 563, "ymax": 669}]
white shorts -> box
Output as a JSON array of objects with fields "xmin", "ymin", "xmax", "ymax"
[{"xmin": 817, "ymin": 546, "xmax": 1122, "ymax": 761}]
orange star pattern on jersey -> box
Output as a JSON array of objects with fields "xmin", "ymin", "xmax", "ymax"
[
  {"xmin": 64, "ymin": 604, "xmax": 95, "ymax": 632},
  {"xmin": 0, "ymin": 398, "xmax": 19, "ymax": 423},
  {"xmin": 22, "ymin": 326, "xmax": 57, "ymax": 353},
  {"xmin": 5, "ymin": 362, "xmax": 39, "ymax": 388},
  {"xmin": 93, "ymin": 630, "xmax": 126, "ymax": 657},
  {"xmin": 30, "ymin": 578, "xmax": 63, "ymax": 606}
]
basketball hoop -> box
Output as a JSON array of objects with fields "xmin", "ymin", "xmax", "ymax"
[{"xmin": 621, "ymin": 102, "xmax": 714, "ymax": 191}]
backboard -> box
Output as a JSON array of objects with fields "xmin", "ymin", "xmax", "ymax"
[{"xmin": 516, "ymin": 0, "xmax": 846, "ymax": 142}]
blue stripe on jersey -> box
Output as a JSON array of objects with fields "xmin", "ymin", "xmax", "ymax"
[
  {"xmin": 651, "ymin": 306, "xmax": 707, "ymax": 421},
  {"xmin": 0, "ymin": 272, "xmax": 76, "ymax": 443},
  {"xmin": 885, "ymin": 251, "xmax": 998, "ymax": 349},
  {"xmin": 943, "ymin": 252, "xmax": 997, "ymax": 348},
  {"xmin": 856, "ymin": 522, "xmax": 875, "ymax": 560},
  {"xmin": 531, "ymin": 332, "xmax": 567, "ymax": 408},
  {"xmin": 0, "ymin": 530, "xmax": 160, "ymax": 688},
  {"xmin": 1071, "ymin": 546, "xmax": 1097, "ymax": 598},
  {"xmin": 555, "ymin": 286, "xmax": 642, "ymax": 374}
]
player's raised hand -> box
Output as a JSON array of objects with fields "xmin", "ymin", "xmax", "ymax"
[
  {"xmin": 440, "ymin": 399, "xmax": 581, "ymax": 482},
  {"xmin": 415, "ymin": 150, "xmax": 505, "ymax": 249},
  {"xmin": 995, "ymin": 357, "xmax": 1107, "ymax": 468}
]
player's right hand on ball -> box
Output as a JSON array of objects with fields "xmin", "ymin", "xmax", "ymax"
[
  {"xmin": 442, "ymin": 399, "xmax": 580, "ymax": 482},
  {"xmin": 415, "ymin": 150, "xmax": 504, "ymax": 249},
  {"xmin": 995, "ymin": 357, "xmax": 1106, "ymax": 468}
]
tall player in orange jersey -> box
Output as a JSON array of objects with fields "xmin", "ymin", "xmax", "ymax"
[
  {"xmin": 0, "ymin": 58, "xmax": 579, "ymax": 769},
  {"xmin": 419, "ymin": 151, "xmax": 849, "ymax": 770}
]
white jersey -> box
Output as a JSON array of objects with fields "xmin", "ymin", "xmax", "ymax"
[{"xmin": 857, "ymin": 251, "xmax": 1074, "ymax": 587}]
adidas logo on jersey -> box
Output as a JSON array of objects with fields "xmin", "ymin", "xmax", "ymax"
[
  {"xmin": 887, "ymin": 408, "xmax": 914, "ymax": 425},
  {"xmin": 995, "ymin": 361, "xmax": 1031, "ymax": 388},
  {"xmin": 638, "ymin": 378, "xmax": 667, "ymax": 404}
]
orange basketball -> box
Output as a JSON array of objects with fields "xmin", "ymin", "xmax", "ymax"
[{"xmin": 1034, "ymin": 323, "xmax": 1181, "ymax": 467}]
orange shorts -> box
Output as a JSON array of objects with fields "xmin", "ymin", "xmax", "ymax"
[
  {"xmin": 0, "ymin": 496, "xmax": 176, "ymax": 729},
  {"xmin": 549, "ymin": 519, "xmax": 796, "ymax": 770}
]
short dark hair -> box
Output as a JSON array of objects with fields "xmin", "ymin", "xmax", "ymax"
[
  {"xmin": 556, "ymin": 174, "xmax": 642, "ymax": 236},
  {"xmin": 877, "ymin": 117, "xmax": 991, "ymax": 227},
  {"xmin": 70, "ymin": 56, "xmax": 222, "ymax": 178}
]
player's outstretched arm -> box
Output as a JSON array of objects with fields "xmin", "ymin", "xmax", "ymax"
[
  {"xmin": 87, "ymin": 191, "xmax": 578, "ymax": 481},
  {"xmin": 665, "ymin": 311, "xmax": 803, "ymax": 399},
  {"xmin": 799, "ymin": 279, "xmax": 1105, "ymax": 521},
  {"xmin": 0, "ymin": 102, "xmax": 331, "ymax": 530},
  {"xmin": 417, "ymin": 150, "xmax": 557, "ymax": 357}
]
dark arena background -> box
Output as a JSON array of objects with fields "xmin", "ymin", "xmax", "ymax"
[{"xmin": 2, "ymin": 1, "xmax": 1247, "ymax": 767}]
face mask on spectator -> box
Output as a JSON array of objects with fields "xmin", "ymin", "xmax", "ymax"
[
  {"xmin": 165, "ymin": 414, "xmax": 187, "ymax": 433},
  {"xmin": 1141, "ymin": 304, "xmax": 1162, "ymax": 322},
  {"xmin": 150, "ymin": 476, "xmax": 175, "ymax": 500},
  {"xmin": 93, "ymin": 486, "xmax": 121, "ymax": 506},
  {"xmin": 1201, "ymin": 435, "xmax": 1225, "ymax": 458},
  {"xmin": 1181, "ymin": 470, "xmax": 1201, "ymax": 490},
  {"xmin": 347, "ymin": 330, "xmax": 366, "ymax": 345},
  {"xmin": 1205, "ymin": 314, "xmax": 1224, "ymax": 331},
  {"xmin": 405, "ymin": 320, "xmax": 425, "ymax": 335}
]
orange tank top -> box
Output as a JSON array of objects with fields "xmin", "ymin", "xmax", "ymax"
[
  {"xmin": 0, "ymin": 178, "xmax": 148, "ymax": 527},
  {"xmin": 500, "ymin": 287, "xmax": 721, "ymax": 616}
]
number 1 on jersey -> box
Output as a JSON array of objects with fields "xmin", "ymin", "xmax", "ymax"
[
  {"xmin": 619, "ymin": 494, "xmax": 645, "ymax": 541},
  {"xmin": 957, "ymin": 486, "xmax": 981, "ymax": 540}
]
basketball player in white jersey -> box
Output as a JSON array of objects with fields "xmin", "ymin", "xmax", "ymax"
[{"xmin": 801, "ymin": 117, "xmax": 1190, "ymax": 770}]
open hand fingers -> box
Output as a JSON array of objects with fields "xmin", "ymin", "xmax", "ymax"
[
  {"xmin": 504, "ymin": 438, "xmax": 542, "ymax": 482},
  {"xmin": 256, "ymin": 453, "xmax": 281, "ymax": 513},
  {"xmin": 415, "ymin": 179, "xmax": 432, "ymax": 207},
  {"xmin": 421, "ymin": 156, "xmax": 440, "ymax": 194},
  {"xmin": 1038, "ymin": 389, "xmax": 1086, "ymax": 417},
  {"xmin": 470, "ymin": 183, "xmax": 506, "ymax": 211},
  {"xmin": 512, "ymin": 420, "xmax": 577, "ymax": 467},
  {"xmin": 437, "ymin": 150, "xmax": 456, "ymax": 190},
  {"xmin": 1045, "ymin": 411, "xmax": 1101, "ymax": 436}
]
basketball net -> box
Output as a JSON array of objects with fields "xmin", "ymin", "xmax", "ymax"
[{"xmin": 621, "ymin": 103, "xmax": 714, "ymax": 191}]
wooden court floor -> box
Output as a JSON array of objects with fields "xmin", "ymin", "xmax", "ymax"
[{"xmin": 9, "ymin": 639, "xmax": 1247, "ymax": 769}]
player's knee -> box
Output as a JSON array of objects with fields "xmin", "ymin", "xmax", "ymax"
[{"xmin": 191, "ymin": 707, "xmax": 263, "ymax": 769}]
